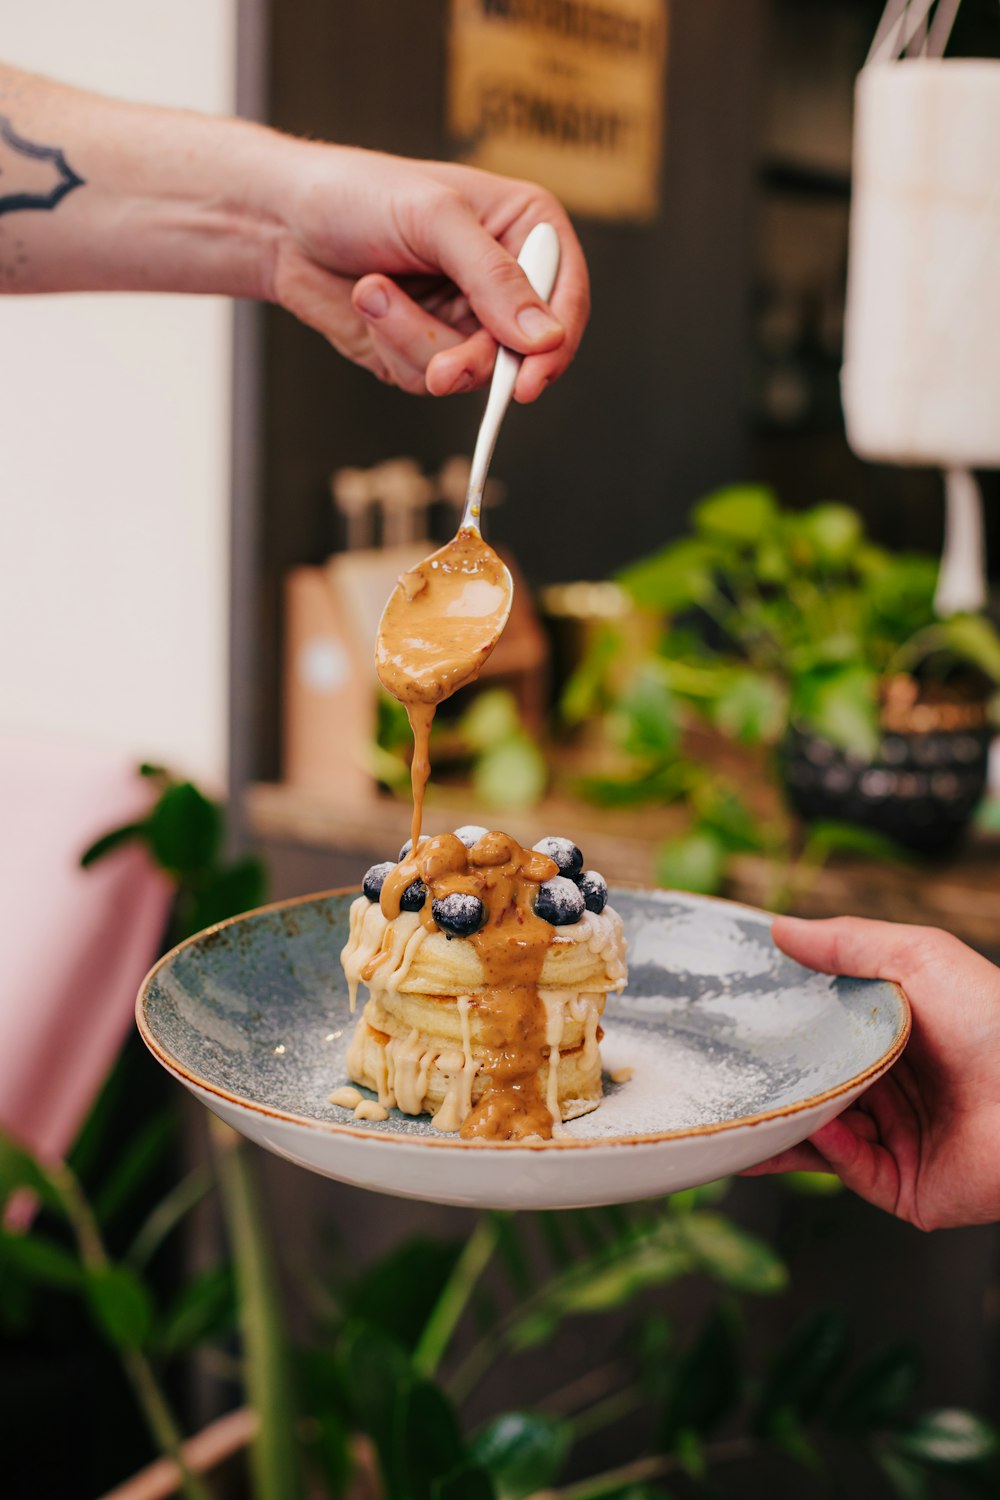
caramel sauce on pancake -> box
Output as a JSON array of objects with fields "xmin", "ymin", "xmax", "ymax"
[
  {"xmin": 374, "ymin": 529, "xmax": 510, "ymax": 851},
  {"xmin": 381, "ymin": 831, "xmax": 561, "ymax": 1140}
]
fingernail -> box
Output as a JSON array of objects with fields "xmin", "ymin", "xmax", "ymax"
[
  {"xmin": 356, "ymin": 284, "xmax": 390, "ymax": 319},
  {"xmin": 449, "ymin": 369, "xmax": 474, "ymax": 394},
  {"xmin": 517, "ymin": 305, "xmax": 563, "ymax": 342}
]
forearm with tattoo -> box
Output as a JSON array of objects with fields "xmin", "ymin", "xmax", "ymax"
[{"xmin": 0, "ymin": 62, "xmax": 289, "ymax": 299}]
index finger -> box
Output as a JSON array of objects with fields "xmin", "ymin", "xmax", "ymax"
[{"xmin": 771, "ymin": 914, "xmax": 967, "ymax": 986}]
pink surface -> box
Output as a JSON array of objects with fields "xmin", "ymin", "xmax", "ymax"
[{"xmin": 0, "ymin": 734, "xmax": 172, "ymax": 1162}]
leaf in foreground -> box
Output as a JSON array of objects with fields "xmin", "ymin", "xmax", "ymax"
[
  {"xmin": 472, "ymin": 1411, "xmax": 570, "ymax": 1499},
  {"xmin": 896, "ymin": 1409, "xmax": 999, "ymax": 1467}
]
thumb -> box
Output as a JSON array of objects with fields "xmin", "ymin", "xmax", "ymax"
[{"xmin": 422, "ymin": 195, "xmax": 565, "ymax": 354}]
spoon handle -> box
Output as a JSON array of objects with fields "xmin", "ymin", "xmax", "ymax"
[{"xmin": 461, "ymin": 222, "xmax": 562, "ymax": 533}]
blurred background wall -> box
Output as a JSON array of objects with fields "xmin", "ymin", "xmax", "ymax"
[{"xmin": 0, "ymin": 1, "xmax": 235, "ymax": 787}]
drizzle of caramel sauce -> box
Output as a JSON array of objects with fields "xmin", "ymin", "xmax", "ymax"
[
  {"xmin": 380, "ymin": 831, "xmax": 560, "ymax": 1140},
  {"xmin": 374, "ymin": 528, "xmax": 510, "ymax": 851}
]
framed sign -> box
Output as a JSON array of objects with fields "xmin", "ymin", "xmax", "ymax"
[{"xmin": 447, "ymin": 0, "xmax": 668, "ymax": 222}]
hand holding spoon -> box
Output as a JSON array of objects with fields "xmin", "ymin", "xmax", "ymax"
[{"xmin": 374, "ymin": 224, "xmax": 562, "ymax": 848}]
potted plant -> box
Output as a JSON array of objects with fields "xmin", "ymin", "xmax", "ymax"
[{"xmin": 605, "ymin": 485, "xmax": 1000, "ymax": 855}]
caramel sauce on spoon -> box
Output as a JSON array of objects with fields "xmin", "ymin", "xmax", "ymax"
[{"xmin": 374, "ymin": 527, "xmax": 512, "ymax": 850}]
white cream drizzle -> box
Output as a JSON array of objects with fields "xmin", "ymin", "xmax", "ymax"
[
  {"xmin": 354, "ymin": 1099, "xmax": 388, "ymax": 1122},
  {"xmin": 328, "ymin": 1085, "xmax": 362, "ymax": 1109},
  {"xmin": 582, "ymin": 996, "xmax": 601, "ymax": 1071},
  {"xmin": 541, "ymin": 990, "xmax": 567, "ymax": 1125},
  {"xmin": 339, "ymin": 900, "xmax": 627, "ymax": 1135}
]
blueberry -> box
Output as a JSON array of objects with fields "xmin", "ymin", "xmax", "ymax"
[
  {"xmin": 532, "ymin": 836, "xmax": 584, "ymax": 879},
  {"xmin": 432, "ymin": 892, "xmax": 486, "ymax": 937},
  {"xmin": 453, "ymin": 824, "xmax": 490, "ymax": 849},
  {"xmin": 399, "ymin": 879, "xmax": 428, "ymax": 913},
  {"xmin": 363, "ymin": 861, "xmax": 395, "ymax": 902},
  {"xmin": 534, "ymin": 875, "xmax": 585, "ymax": 926},
  {"xmin": 398, "ymin": 837, "xmax": 413, "ymax": 862},
  {"xmin": 577, "ymin": 869, "xmax": 608, "ymax": 914}
]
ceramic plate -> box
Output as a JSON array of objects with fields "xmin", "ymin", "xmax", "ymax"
[{"xmin": 137, "ymin": 887, "xmax": 909, "ymax": 1210}]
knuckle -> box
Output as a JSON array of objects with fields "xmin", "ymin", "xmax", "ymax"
[{"xmin": 908, "ymin": 926, "xmax": 963, "ymax": 971}]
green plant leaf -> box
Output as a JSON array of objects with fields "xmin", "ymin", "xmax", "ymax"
[
  {"xmin": 85, "ymin": 1264, "xmax": 154, "ymax": 1350},
  {"xmin": 896, "ymin": 1410, "xmax": 999, "ymax": 1466},
  {"xmin": 791, "ymin": 665, "xmax": 880, "ymax": 760},
  {"xmin": 668, "ymin": 1179, "xmax": 732, "ymax": 1212},
  {"xmin": 511, "ymin": 1223, "xmax": 694, "ymax": 1347},
  {"xmin": 127, "ymin": 1168, "xmax": 213, "ymax": 1269},
  {"xmin": 617, "ymin": 538, "xmax": 717, "ymax": 613},
  {"xmin": 712, "ymin": 671, "xmax": 787, "ymax": 745},
  {"xmin": 180, "ymin": 855, "xmax": 268, "ymax": 938},
  {"xmin": 93, "ymin": 1109, "xmax": 177, "ymax": 1226},
  {"xmin": 674, "ymin": 1213, "xmax": 787, "ymax": 1294},
  {"xmin": 157, "ymin": 1263, "xmax": 235, "ymax": 1356},
  {"xmin": 867, "ymin": 555, "xmax": 938, "ymax": 638},
  {"xmin": 876, "ymin": 1446, "xmax": 931, "ymax": 1500},
  {"xmin": 0, "ymin": 1231, "xmax": 82, "ymax": 1288},
  {"xmin": 308, "ymin": 1407, "xmax": 354, "ymax": 1500},
  {"xmin": 616, "ymin": 665, "xmax": 679, "ymax": 758},
  {"xmin": 473, "ymin": 735, "xmax": 547, "ymax": 811},
  {"xmin": 433, "ymin": 1464, "xmax": 496, "ymax": 1500},
  {"xmin": 376, "ymin": 691, "xmax": 413, "ymax": 752},
  {"xmin": 635, "ymin": 1313, "xmax": 675, "ymax": 1396},
  {"xmin": 763, "ymin": 1405, "xmax": 822, "ymax": 1469},
  {"xmin": 799, "ymin": 820, "xmax": 910, "ymax": 868},
  {"xmin": 560, "ymin": 626, "xmax": 623, "ymax": 726},
  {"xmin": 345, "ymin": 1237, "xmax": 463, "ymax": 1352},
  {"xmin": 491, "ymin": 1213, "xmax": 533, "ymax": 1299},
  {"xmin": 461, "ymin": 689, "xmax": 523, "ymax": 750},
  {"xmin": 472, "ymin": 1412, "xmax": 570, "ymax": 1499},
  {"xmin": 337, "ymin": 1323, "xmax": 412, "ymax": 1471},
  {"xmin": 79, "ymin": 820, "xmax": 147, "ymax": 869},
  {"xmin": 146, "ymin": 781, "xmax": 223, "ymax": 875},
  {"xmin": 754, "ymin": 1308, "xmax": 850, "ymax": 1435},
  {"xmin": 214, "ymin": 1132, "xmax": 305, "ymax": 1500},
  {"xmin": 393, "ymin": 1380, "xmax": 466, "ymax": 1500},
  {"xmin": 933, "ymin": 614, "xmax": 1000, "ymax": 682},
  {"xmin": 660, "ymin": 1305, "xmax": 741, "ymax": 1450},
  {"xmin": 693, "ymin": 485, "xmax": 777, "ymax": 543},
  {"xmin": 0, "ymin": 1133, "xmax": 65, "ymax": 1214},
  {"xmin": 783, "ymin": 1171, "xmax": 843, "ymax": 1196},
  {"xmin": 793, "ymin": 504, "xmax": 862, "ymax": 567},
  {"xmin": 655, "ymin": 831, "xmax": 726, "ymax": 895},
  {"xmin": 831, "ymin": 1342, "xmax": 922, "ymax": 1433},
  {"xmin": 695, "ymin": 786, "xmax": 768, "ymax": 854}
]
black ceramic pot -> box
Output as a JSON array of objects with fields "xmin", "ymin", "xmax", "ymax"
[{"xmin": 780, "ymin": 676, "xmax": 992, "ymax": 855}]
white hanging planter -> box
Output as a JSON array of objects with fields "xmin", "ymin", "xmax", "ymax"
[{"xmin": 841, "ymin": 0, "xmax": 999, "ymax": 617}]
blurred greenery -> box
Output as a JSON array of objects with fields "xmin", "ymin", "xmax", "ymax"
[
  {"xmin": 80, "ymin": 765, "xmax": 267, "ymax": 943},
  {"xmin": 4, "ymin": 1128, "xmax": 998, "ymax": 1500},
  {"xmin": 375, "ymin": 687, "xmax": 549, "ymax": 813},
  {"xmin": 3, "ymin": 766, "xmax": 997, "ymax": 1496},
  {"xmin": 566, "ymin": 486, "xmax": 1000, "ymax": 899}
]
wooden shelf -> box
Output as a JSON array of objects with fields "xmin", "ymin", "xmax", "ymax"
[{"xmin": 246, "ymin": 781, "xmax": 1000, "ymax": 955}]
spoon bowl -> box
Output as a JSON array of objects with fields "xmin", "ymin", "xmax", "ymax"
[{"xmin": 374, "ymin": 528, "xmax": 513, "ymax": 707}]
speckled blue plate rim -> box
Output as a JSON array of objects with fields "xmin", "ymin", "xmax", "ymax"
[{"xmin": 135, "ymin": 884, "xmax": 912, "ymax": 1152}]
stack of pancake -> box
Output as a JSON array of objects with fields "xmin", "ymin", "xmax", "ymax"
[{"xmin": 339, "ymin": 829, "xmax": 628, "ymax": 1139}]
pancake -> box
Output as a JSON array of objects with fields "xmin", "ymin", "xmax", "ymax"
[{"xmin": 335, "ymin": 829, "xmax": 628, "ymax": 1140}]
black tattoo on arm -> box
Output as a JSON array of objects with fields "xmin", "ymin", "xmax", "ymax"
[{"xmin": 0, "ymin": 114, "xmax": 84, "ymax": 216}]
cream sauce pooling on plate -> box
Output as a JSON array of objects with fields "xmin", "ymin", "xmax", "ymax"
[{"xmin": 374, "ymin": 527, "xmax": 510, "ymax": 849}]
